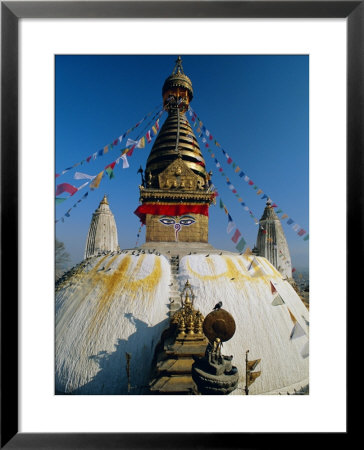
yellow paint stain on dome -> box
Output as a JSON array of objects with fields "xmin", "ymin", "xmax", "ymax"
[{"xmin": 87, "ymin": 255, "xmax": 162, "ymax": 340}]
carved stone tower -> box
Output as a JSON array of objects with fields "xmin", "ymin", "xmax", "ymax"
[
  {"xmin": 134, "ymin": 57, "xmax": 215, "ymax": 243},
  {"xmin": 256, "ymin": 200, "xmax": 292, "ymax": 279},
  {"xmin": 84, "ymin": 195, "xmax": 119, "ymax": 258}
]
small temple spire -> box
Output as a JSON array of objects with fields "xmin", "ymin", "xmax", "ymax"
[{"xmin": 84, "ymin": 195, "xmax": 119, "ymax": 258}]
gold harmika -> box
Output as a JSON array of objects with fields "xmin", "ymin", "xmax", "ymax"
[{"xmin": 171, "ymin": 280, "xmax": 204, "ymax": 340}]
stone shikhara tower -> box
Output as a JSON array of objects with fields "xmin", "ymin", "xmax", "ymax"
[
  {"xmin": 255, "ymin": 200, "xmax": 292, "ymax": 279},
  {"xmin": 84, "ymin": 194, "xmax": 119, "ymax": 258},
  {"xmin": 134, "ymin": 57, "xmax": 215, "ymax": 243}
]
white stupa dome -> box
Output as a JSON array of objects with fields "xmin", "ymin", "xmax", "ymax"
[{"xmin": 55, "ymin": 249, "xmax": 308, "ymax": 395}]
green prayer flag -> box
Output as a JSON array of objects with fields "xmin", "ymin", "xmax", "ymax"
[
  {"xmin": 219, "ymin": 199, "xmax": 224, "ymax": 209},
  {"xmin": 303, "ymin": 234, "xmax": 309, "ymax": 241},
  {"xmin": 56, "ymin": 197, "xmax": 67, "ymax": 205},
  {"xmin": 236, "ymin": 237, "xmax": 246, "ymax": 252},
  {"xmin": 232, "ymin": 163, "xmax": 236, "ymax": 168},
  {"xmin": 106, "ymin": 167, "xmax": 115, "ymax": 179}
]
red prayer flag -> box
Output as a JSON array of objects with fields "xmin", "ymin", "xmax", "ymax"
[
  {"xmin": 127, "ymin": 145, "xmax": 136, "ymax": 156},
  {"xmin": 248, "ymin": 180, "xmax": 254, "ymax": 186},
  {"xmin": 292, "ymin": 268, "xmax": 296, "ymax": 273},
  {"xmin": 105, "ymin": 161, "xmax": 116, "ymax": 170},
  {"xmin": 231, "ymin": 229, "xmax": 241, "ymax": 243},
  {"xmin": 227, "ymin": 157, "xmax": 233, "ymax": 164},
  {"xmin": 271, "ymin": 203, "xmax": 278, "ymax": 208},
  {"xmin": 298, "ymin": 229, "xmax": 306, "ymax": 236},
  {"xmin": 55, "ymin": 183, "xmax": 78, "ymax": 197}
]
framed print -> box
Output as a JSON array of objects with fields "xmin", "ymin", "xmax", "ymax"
[{"xmin": 1, "ymin": 0, "xmax": 357, "ymax": 447}]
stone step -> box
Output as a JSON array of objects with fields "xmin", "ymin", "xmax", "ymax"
[
  {"xmin": 156, "ymin": 358, "xmax": 195, "ymax": 374},
  {"xmin": 149, "ymin": 375, "xmax": 195, "ymax": 394}
]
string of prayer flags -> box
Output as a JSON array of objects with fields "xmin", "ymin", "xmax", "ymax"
[
  {"xmin": 56, "ymin": 192, "xmax": 89, "ymax": 223},
  {"xmin": 217, "ymin": 196, "xmax": 247, "ymax": 253},
  {"xmin": 188, "ymin": 106, "xmax": 308, "ymax": 240},
  {"xmin": 56, "ymin": 106, "xmax": 163, "ymax": 179},
  {"xmin": 209, "ymin": 154, "xmax": 259, "ymax": 224}
]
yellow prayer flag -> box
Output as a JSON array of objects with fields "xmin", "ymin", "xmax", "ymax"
[
  {"xmin": 235, "ymin": 166, "xmax": 240, "ymax": 173},
  {"xmin": 248, "ymin": 371, "xmax": 261, "ymax": 386},
  {"xmin": 281, "ymin": 214, "xmax": 288, "ymax": 219},
  {"xmin": 104, "ymin": 145, "xmax": 109, "ymax": 154},
  {"xmin": 257, "ymin": 189, "xmax": 263, "ymax": 195},
  {"xmin": 138, "ymin": 137, "xmax": 145, "ymax": 148},
  {"xmin": 90, "ymin": 171, "xmax": 104, "ymax": 189}
]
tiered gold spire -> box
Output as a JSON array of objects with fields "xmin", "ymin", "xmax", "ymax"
[{"xmin": 145, "ymin": 56, "xmax": 208, "ymax": 187}]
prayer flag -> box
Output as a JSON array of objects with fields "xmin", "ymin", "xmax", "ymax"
[
  {"xmin": 55, "ymin": 183, "xmax": 78, "ymax": 197},
  {"xmin": 227, "ymin": 157, "xmax": 232, "ymax": 164},
  {"xmin": 236, "ymin": 237, "xmax": 246, "ymax": 252},
  {"xmin": 127, "ymin": 145, "xmax": 136, "ymax": 156},
  {"xmin": 257, "ymin": 189, "xmax": 263, "ymax": 195},
  {"xmin": 247, "ymin": 371, "xmax": 261, "ymax": 386},
  {"xmin": 271, "ymin": 294, "xmax": 285, "ymax": 306},
  {"xmin": 270, "ymin": 281, "xmax": 277, "ymax": 294},
  {"xmin": 137, "ymin": 137, "xmax": 145, "ymax": 148},
  {"xmin": 298, "ymin": 228, "xmax": 306, "ymax": 236},
  {"xmin": 56, "ymin": 197, "xmax": 67, "ymax": 205},
  {"xmin": 86, "ymin": 156, "xmax": 92, "ymax": 163},
  {"xmin": 121, "ymin": 154, "xmax": 129, "ymax": 169},
  {"xmin": 244, "ymin": 247, "xmax": 252, "ymax": 255},
  {"xmin": 303, "ymin": 234, "xmax": 309, "ymax": 241},
  {"xmin": 248, "ymin": 180, "xmax": 254, "ymax": 186},
  {"xmin": 219, "ymin": 199, "xmax": 224, "ymax": 209},
  {"xmin": 113, "ymin": 139, "xmax": 118, "ymax": 146},
  {"xmin": 292, "ymin": 224, "xmax": 300, "ymax": 231},
  {"xmin": 244, "ymin": 176, "xmax": 249, "ymax": 182},
  {"xmin": 231, "ymin": 229, "xmax": 241, "ymax": 243},
  {"xmin": 292, "ymin": 267, "xmax": 296, "ymax": 273},
  {"xmin": 90, "ymin": 171, "xmax": 104, "ymax": 189},
  {"xmin": 155, "ymin": 120, "xmax": 160, "ymax": 131},
  {"xmin": 223, "ymin": 205, "xmax": 228, "ymax": 215},
  {"xmin": 287, "ymin": 218, "xmax": 294, "ymax": 225},
  {"xmin": 152, "ymin": 126, "xmax": 157, "ymax": 135},
  {"xmin": 290, "ymin": 322, "xmax": 306, "ymax": 340},
  {"xmin": 227, "ymin": 215, "xmax": 235, "ymax": 234},
  {"xmin": 281, "ymin": 214, "xmax": 288, "ymax": 219},
  {"xmin": 271, "ymin": 203, "xmax": 278, "ymax": 208},
  {"xmin": 261, "ymin": 194, "xmax": 268, "ymax": 200},
  {"xmin": 276, "ymin": 209, "xmax": 283, "ymax": 214},
  {"xmin": 301, "ymin": 341, "xmax": 309, "ymax": 359},
  {"xmin": 74, "ymin": 172, "xmax": 96, "ymax": 181},
  {"xmin": 104, "ymin": 145, "xmax": 109, "ymax": 153},
  {"xmin": 247, "ymin": 359, "xmax": 261, "ymax": 371}
]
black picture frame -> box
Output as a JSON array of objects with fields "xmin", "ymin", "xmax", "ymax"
[{"xmin": 1, "ymin": 1, "xmax": 355, "ymax": 448}]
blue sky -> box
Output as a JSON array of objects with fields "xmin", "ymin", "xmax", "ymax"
[{"xmin": 56, "ymin": 55, "xmax": 309, "ymax": 270}]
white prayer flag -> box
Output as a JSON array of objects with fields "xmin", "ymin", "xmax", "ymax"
[
  {"xmin": 290, "ymin": 322, "xmax": 306, "ymax": 340},
  {"xmin": 74, "ymin": 172, "xmax": 96, "ymax": 181},
  {"xmin": 227, "ymin": 221, "xmax": 236, "ymax": 234},
  {"xmin": 121, "ymin": 154, "xmax": 129, "ymax": 169}
]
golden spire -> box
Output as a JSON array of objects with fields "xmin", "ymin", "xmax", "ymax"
[{"xmin": 145, "ymin": 57, "xmax": 207, "ymax": 186}]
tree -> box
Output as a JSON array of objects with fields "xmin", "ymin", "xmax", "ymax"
[{"xmin": 55, "ymin": 239, "xmax": 70, "ymax": 280}]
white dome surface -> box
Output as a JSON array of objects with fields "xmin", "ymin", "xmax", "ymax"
[
  {"xmin": 55, "ymin": 252, "xmax": 308, "ymax": 395},
  {"xmin": 179, "ymin": 254, "xmax": 309, "ymax": 394},
  {"xmin": 55, "ymin": 253, "xmax": 171, "ymax": 394}
]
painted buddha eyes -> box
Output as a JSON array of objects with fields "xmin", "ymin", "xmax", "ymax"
[
  {"xmin": 159, "ymin": 216, "xmax": 196, "ymax": 226},
  {"xmin": 179, "ymin": 217, "xmax": 195, "ymax": 226},
  {"xmin": 159, "ymin": 215, "xmax": 196, "ymax": 241},
  {"xmin": 159, "ymin": 217, "xmax": 176, "ymax": 225}
]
